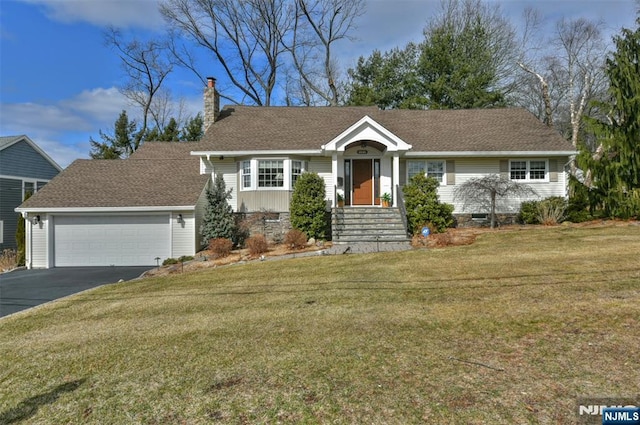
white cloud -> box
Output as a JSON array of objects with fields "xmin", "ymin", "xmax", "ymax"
[
  {"xmin": 19, "ymin": 0, "xmax": 165, "ymax": 30},
  {"xmin": 0, "ymin": 87, "xmax": 131, "ymax": 167}
]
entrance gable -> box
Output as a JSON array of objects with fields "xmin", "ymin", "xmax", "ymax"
[{"xmin": 322, "ymin": 115, "xmax": 412, "ymax": 153}]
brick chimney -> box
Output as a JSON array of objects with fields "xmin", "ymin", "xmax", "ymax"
[{"xmin": 203, "ymin": 77, "xmax": 220, "ymax": 132}]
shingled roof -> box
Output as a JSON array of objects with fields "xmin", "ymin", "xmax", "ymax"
[
  {"xmin": 18, "ymin": 156, "xmax": 208, "ymax": 210},
  {"xmin": 198, "ymin": 106, "xmax": 574, "ymax": 153}
]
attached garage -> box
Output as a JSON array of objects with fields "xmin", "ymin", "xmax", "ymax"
[
  {"xmin": 16, "ymin": 149, "xmax": 211, "ymax": 269},
  {"xmin": 53, "ymin": 215, "xmax": 171, "ymax": 266}
]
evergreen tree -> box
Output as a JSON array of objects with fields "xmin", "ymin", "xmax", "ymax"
[
  {"xmin": 180, "ymin": 113, "xmax": 204, "ymax": 141},
  {"xmin": 289, "ymin": 173, "xmax": 327, "ymax": 240},
  {"xmin": 200, "ymin": 174, "xmax": 236, "ymax": 243},
  {"xmin": 89, "ymin": 110, "xmax": 137, "ymax": 159},
  {"xmin": 582, "ymin": 18, "xmax": 640, "ymax": 218}
]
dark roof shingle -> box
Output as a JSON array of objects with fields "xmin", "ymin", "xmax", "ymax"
[
  {"xmin": 199, "ymin": 106, "xmax": 573, "ymax": 152},
  {"xmin": 19, "ymin": 157, "xmax": 208, "ymax": 209}
]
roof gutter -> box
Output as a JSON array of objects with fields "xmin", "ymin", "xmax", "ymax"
[
  {"xmin": 192, "ymin": 150, "xmax": 322, "ymax": 158},
  {"xmin": 15, "ymin": 206, "xmax": 196, "ymax": 215},
  {"xmin": 404, "ymin": 150, "xmax": 577, "ymax": 158}
]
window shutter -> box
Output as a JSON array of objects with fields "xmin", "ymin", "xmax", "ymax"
[
  {"xmin": 549, "ymin": 159, "xmax": 558, "ymax": 182},
  {"xmin": 446, "ymin": 160, "xmax": 455, "ymax": 185},
  {"xmin": 499, "ymin": 160, "xmax": 508, "ymax": 179}
]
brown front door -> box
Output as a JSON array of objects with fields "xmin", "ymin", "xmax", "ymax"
[{"xmin": 352, "ymin": 159, "xmax": 373, "ymax": 205}]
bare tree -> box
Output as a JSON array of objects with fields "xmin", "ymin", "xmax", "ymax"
[
  {"xmin": 515, "ymin": 12, "xmax": 607, "ymax": 153},
  {"xmin": 161, "ymin": 0, "xmax": 293, "ymax": 106},
  {"xmin": 283, "ymin": 0, "xmax": 364, "ymax": 106},
  {"xmin": 453, "ymin": 174, "xmax": 537, "ymax": 228},
  {"xmin": 105, "ymin": 27, "xmax": 173, "ymax": 151}
]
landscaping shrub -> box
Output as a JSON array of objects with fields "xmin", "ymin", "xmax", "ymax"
[
  {"xmin": 284, "ymin": 229, "xmax": 307, "ymax": 250},
  {"xmin": 246, "ymin": 234, "xmax": 268, "ymax": 257},
  {"xmin": 178, "ymin": 255, "xmax": 194, "ymax": 262},
  {"xmin": 536, "ymin": 196, "xmax": 567, "ymax": 225},
  {"xmin": 201, "ymin": 174, "xmax": 237, "ymax": 244},
  {"xmin": 518, "ymin": 200, "xmax": 540, "ymax": 224},
  {"xmin": 402, "ymin": 174, "xmax": 454, "ymax": 233},
  {"xmin": 289, "ymin": 172, "xmax": 327, "ymax": 240},
  {"xmin": 0, "ymin": 249, "xmax": 18, "ymax": 272},
  {"xmin": 162, "ymin": 258, "xmax": 179, "ymax": 266},
  {"xmin": 209, "ymin": 238, "xmax": 233, "ymax": 258}
]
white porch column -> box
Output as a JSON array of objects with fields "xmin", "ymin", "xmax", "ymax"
[
  {"xmin": 331, "ymin": 153, "xmax": 338, "ymax": 206},
  {"xmin": 393, "ymin": 154, "xmax": 400, "ymax": 207}
]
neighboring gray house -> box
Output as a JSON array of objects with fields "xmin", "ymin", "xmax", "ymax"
[
  {"xmin": 0, "ymin": 135, "xmax": 61, "ymax": 251},
  {"xmin": 17, "ymin": 78, "xmax": 576, "ymax": 268}
]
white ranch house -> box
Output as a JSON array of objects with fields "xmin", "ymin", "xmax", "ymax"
[{"xmin": 16, "ymin": 78, "xmax": 575, "ymax": 268}]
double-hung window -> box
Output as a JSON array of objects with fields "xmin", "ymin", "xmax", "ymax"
[
  {"xmin": 258, "ymin": 160, "xmax": 284, "ymax": 188},
  {"xmin": 509, "ymin": 159, "xmax": 547, "ymax": 182},
  {"xmin": 291, "ymin": 160, "xmax": 303, "ymax": 188},
  {"xmin": 241, "ymin": 160, "xmax": 252, "ymax": 189},
  {"xmin": 407, "ymin": 160, "xmax": 446, "ymax": 184}
]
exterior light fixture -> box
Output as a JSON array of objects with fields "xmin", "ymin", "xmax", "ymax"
[
  {"xmin": 361, "ymin": 141, "xmax": 367, "ymax": 148},
  {"xmin": 32, "ymin": 215, "xmax": 41, "ymax": 224},
  {"xmin": 177, "ymin": 214, "xmax": 183, "ymax": 222}
]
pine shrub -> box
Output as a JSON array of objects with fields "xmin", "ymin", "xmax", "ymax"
[
  {"xmin": 402, "ymin": 174, "xmax": 454, "ymax": 233},
  {"xmin": 289, "ymin": 172, "xmax": 327, "ymax": 240},
  {"xmin": 200, "ymin": 174, "xmax": 237, "ymax": 243}
]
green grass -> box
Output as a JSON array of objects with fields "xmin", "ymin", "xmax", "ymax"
[{"xmin": 1, "ymin": 224, "xmax": 639, "ymax": 424}]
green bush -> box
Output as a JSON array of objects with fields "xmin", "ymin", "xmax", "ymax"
[
  {"xmin": 402, "ymin": 174, "xmax": 454, "ymax": 233},
  {"xmin": 289, "ymin": 172, "xmax": 327, "ymax": 240},
  {"xmin": 518, "ymin": 200, "xmax": 540, "ymax": 224},
  {"xmin": 162, "ymin": 258, "xmax": 179, "ymax": 266},
  {"xmin": 178, "ymin": 255, "xmax": 194, "ymax": 262}
]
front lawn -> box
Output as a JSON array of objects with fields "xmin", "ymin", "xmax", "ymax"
[{"xmin": 1, "ymin": 223, "xmax": 639, "ymax": 424}]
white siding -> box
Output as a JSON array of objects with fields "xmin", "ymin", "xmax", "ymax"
[
  {"xmin": 309, "ymin": 157, "xmax": 333, "ymax": 203},
  {"xmin": 194, "ymin": 184, "xmax": 209, "ymax": 250},
  {"xmin": 171, "ymin": 211, "xmax": 196, "ymax": 258},
  {"xmin": 210, "ymin": 159, "xmax": 238, "ymax": 211},
  {"xmin": 437, "ymin": 157, "xmax": 568, "ymax": 214},
  {"xmin": 31, "ymin": 216, "xmax": 48, "ymax": 268}
]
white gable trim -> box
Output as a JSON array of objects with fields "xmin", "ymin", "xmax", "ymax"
[{"xmin": 322, "ymin": 115, "xmax": 412, "ymax": 153}]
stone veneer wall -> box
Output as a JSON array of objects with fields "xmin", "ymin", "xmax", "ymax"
[
  {"xmin": 236, "ymin": 212, "xmax": 292, "ymax": 243},
  {"xmin": 454, "ymin": 213, "xmax": 519, "ymax": 228}
]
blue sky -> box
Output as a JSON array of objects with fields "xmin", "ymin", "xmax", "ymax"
[{"xmin": 0, "ymin": 0, "xmax": 637, "ymax": 168}]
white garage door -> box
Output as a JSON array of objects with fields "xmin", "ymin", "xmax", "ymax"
[{"xmin": 54, "ymin": 215, "xmax": 171, "ymax": 266}]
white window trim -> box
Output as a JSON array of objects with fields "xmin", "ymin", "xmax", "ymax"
[
  {"xmin": 509, "ymin": 159, "xmax": 549, "ymax": 183},
  {"xmin": 239, "ymin": 158, "xmax": 307, "ymax": 191},
  {"xmin": 406, "ymin": 159, "xmax": 447, "ymax": 186}
]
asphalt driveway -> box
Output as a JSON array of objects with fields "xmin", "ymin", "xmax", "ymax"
[{"xmin": 0, "ymin": 267, "xmax": 151, "ymax": 318}]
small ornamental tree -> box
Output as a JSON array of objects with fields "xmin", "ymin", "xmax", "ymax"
[
  {"xmin": 402, "ymin": 174, "xmax": 454, "ymax": 233},
  {"xmin": 200, "ymin": 174, "xmax": 236, "ymax": 244},
  {"xmin": 289, "ymin": 172, "xmax": 327, "ymax": 240},
  {"xmin": 454, "ymin": 174, "xmax": 537, "ymax": 228}
]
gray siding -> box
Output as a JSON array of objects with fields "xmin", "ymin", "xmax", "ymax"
[
  {"xmin": 0, "ymin": 140, "xmax": 59, "ymax": 180},
  {"xmin": 238, "ymin": 190, "xmax": 292, "ymax": 212},
  {"xmin": 0, "ymin": 178, "xmax": 22, "ymax": 250}
]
